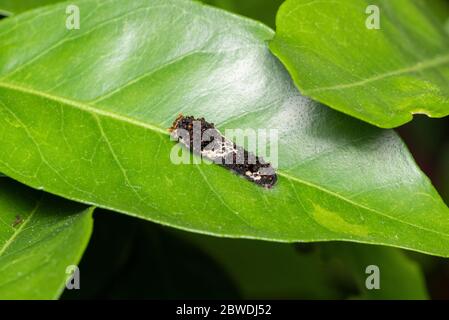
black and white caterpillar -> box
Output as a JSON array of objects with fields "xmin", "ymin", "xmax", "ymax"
[{"xmin": 169, "ymin": 114, "xmax": 277, "ymax": 188}]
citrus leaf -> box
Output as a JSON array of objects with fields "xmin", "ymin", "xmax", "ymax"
[
  {"xmin": 270, "ymin": 0, "xmax": 449, "ymax": 128},
  {"xmin": 0, "ymin": 0, "xmax": 449, "ymax": 256},
  {"xmin": 0, "ymin": 178, "xmax": 94, "ymax": 299}
]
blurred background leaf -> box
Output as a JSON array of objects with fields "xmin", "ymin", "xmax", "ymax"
[
  {"xmin": 396, "ymin": 114, "xmax": 449, "ymax": 300},
  {"xmin": 318, "ymin": 243, "xmax": 428, "ymax": 299},
  {"xmin": 62, "ymin": 211, "xmax": 239, "ymax": 299},
  {"xmin": 183, "ymin": 234, "xmax": 429, "ymax": 299},
  {"xmin": 432, "ymin": 0, "xmax": 449, "ymax": 25},
  {"xmin": 181, "ymin": 234, "xmax": 341, "ymax": 299},
  {"xmin": 199, "ymin": 0, "xmax": 284, "ymax": 28},
  {"xmin": 0, "ymin": 0, "xmax": 283, "ymax": 24},
  {"xmin": 0, "ymin": 0, "xmax": 62, "ymax": 15}
]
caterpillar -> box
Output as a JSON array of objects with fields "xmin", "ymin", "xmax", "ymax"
[{"xmin": 169, "ymin": 114, "xmax": 277, "ymax": 188}]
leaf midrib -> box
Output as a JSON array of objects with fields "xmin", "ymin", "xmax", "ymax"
[
  {"xmin": 0, "ymin": 80, "xmax": 448, "ymax": 239},
  {"xmin": 305, "ymin": 53, "xmax": 449, "ymax": 94}
]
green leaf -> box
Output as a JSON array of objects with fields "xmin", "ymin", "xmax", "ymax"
[
  {"xmin": 185, "ymin": 232, "xmax": 429, "ymax": 299},
  {"xmin": 181, "ymin": 233, "xmax": 344, "ymax": 299},
  {"xmin": 270, "ymin": 0, "xmax": 449, "ymax": 128},
  {"xmin": 0, "ymin": 0, "xmax": 65, "ymax": 15},
  {"xmin": 319, "ymin": 243, "xmax": 428, "ymax": 299},
  {"xmin": 200, "ymin": 0, "xmax": 284, "ymax": 29},
  {"xmin": 0, "ymin": 0, "xmax": 449, "ymax": 256},
  {"xmin": 0, "ymin": 178, "xmax": 94, "ymax": 299}
]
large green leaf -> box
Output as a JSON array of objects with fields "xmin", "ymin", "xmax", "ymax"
[
  {"xmin": 0, "ymin": 178, "xmax": 93, "ymax": 299},
  {"xmin": 0, "ymin": 0, "xmax": 449, "ymax": 256},
  {"xmin": 270, "ymin": 0, "xmax": 449, "ymax": 128}
]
